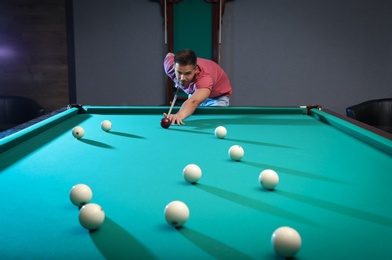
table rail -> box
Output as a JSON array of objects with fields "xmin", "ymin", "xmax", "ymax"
[{"xmin": 312, "ymin": 108, "xmax": 392, "ymax": 155}]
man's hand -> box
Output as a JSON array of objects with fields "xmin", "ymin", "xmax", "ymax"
[
  {"xmin": 162, "ymin": 88, "xmax": 211, "ymax": 126},
  {"xmin": 163, "ymin": 113, "xmax": 185, "ymax": 125}
]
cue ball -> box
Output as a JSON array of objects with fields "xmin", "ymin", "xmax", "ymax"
[
  {"xmin": 214, "ymin": 126, "xmax": 227, "ymax": 139},
  {"xmin": 259, "ymin": 169, "xmax": 279, "ymax": 190},
  {"xmin": 101, "ymin": 120, "xmax": 112, "ymax": 132},
  {"xmin": 228, "ymin": 145, "xmax": 244, "ymax": 161},
  {"xmin": 70, "ymin": 184, "xmax": 93, "ymax": 207},
  {"xmin": 79, "ymin": 203, "xmax": 105, "ymax": 230},
  {"xmin": 161, "ymin": 117, "xmax": 171, "ymax": 129},
  {"xmin": 271, "ymin": 226, "xmax": 302, "ymax": 258},
  {"xmin": 72, "ymin": 126, "xmax": 85, "ymax": 139},
  {"xmin": 164, "ymin": 201, "xmax": 190, "ymax": 227},
  {"xmin": 183, "ymin": 164, "xmax": 202, "ymax": 183}
]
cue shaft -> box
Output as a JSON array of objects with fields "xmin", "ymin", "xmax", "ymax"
[
  {"xmin": 164, "ymin": 0, "xmax": 167, "ymax": 44},
  {"xmin": 218, "ymin": 0, "xmax": 222, "ymax": 64},
  {"xmin": 167, "ymin": 87, "xmax": 180, "ymax": 117}
]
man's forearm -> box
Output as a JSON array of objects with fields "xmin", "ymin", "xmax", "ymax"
[{"xmin": 177, "ymin": 99, "xmax": 199, "ymax": 121}]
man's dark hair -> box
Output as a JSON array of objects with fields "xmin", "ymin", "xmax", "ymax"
[{"xmin": 174, "ymin": 49, "xmax": 197, "ymax": 66}]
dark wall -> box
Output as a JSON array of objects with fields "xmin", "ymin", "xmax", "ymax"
[
  {"xmin": 72, "ymin": 0, "xmax": 166, "ymax": 106},
  {"xmin": 2, "ymin": 1, "xmax": 390, "ymax": 115},
  {"xmin": 72, "ymin": 0, "xmax": 392, "ymax": 114},
  {"xmin": 0, "ymin": 0, "xmax": 69, "ymax": 112},
  {"xmin": 221, "ymin": 0, "xmax": 392, "ymax": 113}
]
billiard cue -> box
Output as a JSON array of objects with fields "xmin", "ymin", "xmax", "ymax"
[
  {"xmin": 167, "ymin": 86, "xmax": 180, "ymax": 117},
  {"xmin": 164, "ymin": 0, "xmax": 167, "ymax": 44},
  {"xmin": 218, "ymin": 0, "xmax": 222, "ymax": 64}
]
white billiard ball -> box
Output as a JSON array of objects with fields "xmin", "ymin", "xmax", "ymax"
[
  {"xmin": 228, "ymin": 145, "xmax": 244, "ymax": 161},
  {"xmin": 214, "ymin": 126, "xmax": 227, "ymax": 139},
  {"xmin": 79, "ymin": 203, "xmax": 105, "ymax": 230},
  {"xmin": 101, "ymin": 120, "xmax": 112, "ymax": 132},
  {"xmin": 72, "ymin": 126, "xmax": 85, "ymax": 139},
  {"xmin": 164, "ymin": 201, "xmax": 190, "ymax": 227},
  {"xmin": 70, "ymin": 184, "xmax": 93, "ymax": 207},
  {"xmin": 271, "ymin": 226, "xmax": 302, "ymax": 258},
  {"xmin": 183, "ymin": 164, "xmax": 202, "ymax": 184},
  {"xmin": 259, "ymin": 169, "xmax": 279, "ymax": 190}
]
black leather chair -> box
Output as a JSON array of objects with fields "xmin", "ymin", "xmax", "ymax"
[
  {"xmin": 346, "ymin": 98, "xmax": 392, "ymax": 133},
  {"xmin": 0, "ymin": 96, "xmax": 45, "ymax": 131}
]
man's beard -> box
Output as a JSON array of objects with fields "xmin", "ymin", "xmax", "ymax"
[{"xmin": 179, "ymin": 80, "xmax": 186, "ymax": 86}]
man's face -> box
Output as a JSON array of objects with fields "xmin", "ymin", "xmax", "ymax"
[{"xmin": 174, "ymin": 63, "xmax": 196, "ymax": 87}]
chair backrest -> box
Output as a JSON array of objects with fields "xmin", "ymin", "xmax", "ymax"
[
  {"xmin": 0, "ymin": 96, "xmax": 45, "ymax": 125},
  {"xmin": 346, "ymin": 98, "xmax": 392, "ymax": 131}
]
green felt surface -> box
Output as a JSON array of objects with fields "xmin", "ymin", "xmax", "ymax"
[{"xmin": 1, "ymin": 106, "xmax": 392, "ymax": 259}]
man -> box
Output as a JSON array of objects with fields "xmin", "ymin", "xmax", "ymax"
[{"xmin": 163, "ymin": 49, "xmax": 232, "ymax": 125}]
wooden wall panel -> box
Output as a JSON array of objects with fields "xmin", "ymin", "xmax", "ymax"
[{"xmin": 0, "ymin": 0, "xmax": 69, "ymax": 113}]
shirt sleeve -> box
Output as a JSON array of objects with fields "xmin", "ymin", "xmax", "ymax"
[
  {"xmin": 195, "ymin": 75, "xmax": 214, "ymax": 92},
  {"xmin": 163, "ymin": 55, "xmax": 176, "ymax": 81}
]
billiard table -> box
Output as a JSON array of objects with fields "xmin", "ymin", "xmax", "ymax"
[{"xmin": 1, "ymin": 106, "xmax": 392, "ymax": 259}]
